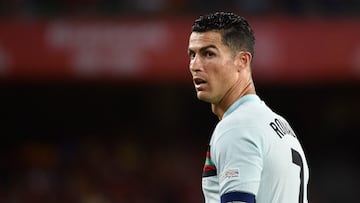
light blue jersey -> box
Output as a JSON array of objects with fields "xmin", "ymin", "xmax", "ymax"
[{"xmin": 202, "ymin": 94, "xmax": 309, "ymax": 203}]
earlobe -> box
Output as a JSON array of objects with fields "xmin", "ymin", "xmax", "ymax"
[
  {"xmin": 234, "ymin": 52, "xmax": 246, "ymax": 70},
  {"xmin": 235, "ymin": 52, "xmax": 252, "ymax": 70}
]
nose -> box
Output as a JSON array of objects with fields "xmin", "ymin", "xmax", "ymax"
[{"xmin": 189, "ymin": 56, "xmax": 202, "ymax": 74}]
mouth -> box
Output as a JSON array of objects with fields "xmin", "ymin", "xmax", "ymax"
[
  {"xmin": 194, "ymin": 78, "xmax": 206, "ymax": 85},
  {"xmin": 193, "ymin": 77, "xmax": 207, "ymax": 90}
]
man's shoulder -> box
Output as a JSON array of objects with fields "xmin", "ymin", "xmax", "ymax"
[
  {"xmin": 222, "ymin": 100, "xmax": 273, "ymax": 127},
  {"xmin": 211, "ymin": 100, "xmax": 278, "ymax": 145},
  {"xmin": 212, "ymin": 112, "xmax": 267, "ymax": 146}
]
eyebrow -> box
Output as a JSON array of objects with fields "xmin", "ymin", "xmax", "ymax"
[{"xmin": 188, "ymin": 44, "xmax": 218, "ymax": 54}]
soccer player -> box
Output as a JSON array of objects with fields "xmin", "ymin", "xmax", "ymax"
[{"xmin": 187, "ymin": 12, "xmax": 309, "ymax": 203}]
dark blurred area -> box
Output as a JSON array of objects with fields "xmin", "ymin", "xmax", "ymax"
[
  {"xmin": 1, "ymin": 0, "xmax": 360, "ymax": 17},
  {"xmin": 0, "ymin": 0, "xmax": 360, "ymax": 203}
]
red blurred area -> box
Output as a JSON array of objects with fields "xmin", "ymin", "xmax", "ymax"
[{"xmin": 0, "ymin": 17, "xmax": 359, "ymax": 84}]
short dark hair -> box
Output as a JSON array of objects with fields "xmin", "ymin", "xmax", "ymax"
[{"xmin": 191, "ymin": 12, "xmax": 255, "ymax": 57}]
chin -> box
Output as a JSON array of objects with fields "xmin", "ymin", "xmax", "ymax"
[{"xmin": 197, "ymin": 92, "xmax": 212, "ymax": 103}]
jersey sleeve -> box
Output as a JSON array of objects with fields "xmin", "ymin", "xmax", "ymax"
[{"xmin": 211, "ymin": 126, "xmax": 265, "ymax": 197}]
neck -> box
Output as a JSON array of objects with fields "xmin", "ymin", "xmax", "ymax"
[{"xmin": 211, "ymin": 79, "xmax": 256, "ymax": 120}]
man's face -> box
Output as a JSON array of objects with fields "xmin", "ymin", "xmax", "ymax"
[{"xmin": 188, "ymin": 31, "xmax": 239, "ymax": 104}]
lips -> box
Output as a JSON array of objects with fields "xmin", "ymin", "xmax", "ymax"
[
  {"xmin": 194, "ymin": 77, "xmax": 206, "ymax": 85},
  {"xmin": 193, "ymin": 77, "xmax": 207, "ymax": 90}
]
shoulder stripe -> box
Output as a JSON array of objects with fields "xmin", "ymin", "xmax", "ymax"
[{"xmin": 202, "ymin": 145, "xmax": 217, "ymax": 177}]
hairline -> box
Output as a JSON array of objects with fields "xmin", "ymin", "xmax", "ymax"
[{"xmin": 191, "ymin": 29, "xmax": 244, "ymax": 58}]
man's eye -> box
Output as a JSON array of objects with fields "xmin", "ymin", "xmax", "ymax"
[
  {"xmin": 189, "ymin": 52, "xmax": 195, "ymax": 60},
  {"xmin": 205, "ymin": 51, "xmax": 214, "ymax": 57}
]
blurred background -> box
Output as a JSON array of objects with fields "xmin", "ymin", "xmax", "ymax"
[{"xmin": 0, "ymin": 0, "xmax": 360, "ymax": 202}]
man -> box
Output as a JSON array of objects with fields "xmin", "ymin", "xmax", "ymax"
[{"xmin": 187, "ymin": 12, "xmax": 309, "ymax": 203}]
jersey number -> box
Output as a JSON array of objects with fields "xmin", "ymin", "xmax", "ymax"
[{"xmin": 291, "ymin": 148, "xmax": 304, "ymax": 203}]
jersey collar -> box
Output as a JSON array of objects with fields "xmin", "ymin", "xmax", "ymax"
[{"xmin": 223, "ymin": 94, "xmax": 260, "ymax": 119}]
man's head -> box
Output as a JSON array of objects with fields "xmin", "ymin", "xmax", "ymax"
[
  {"xmin": 191, "ymin": 12, "xmax": 255, "ymax": 58},
  {"xmin": 188, "ymin": 12, "xmax": 256, "ymax": 115}
]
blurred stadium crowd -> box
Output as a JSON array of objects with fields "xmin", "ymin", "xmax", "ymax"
[
  {"xmin": 1, "ymin": 133, "xmax": 203, "ymax": 203},
  {"xmin": 1, "ymin": 1, "xmax": 360, "ymax": 203}
]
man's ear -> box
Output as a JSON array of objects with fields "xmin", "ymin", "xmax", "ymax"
[{"xmin": 235, "ymin": 51, "xmax": 252, "ymax": 70}]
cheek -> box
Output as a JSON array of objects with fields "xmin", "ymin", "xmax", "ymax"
[
  {"xmin": 207, "ymin": 60, "xmax": 236, "ymax": 86},
  {"xmin": 208, "ymin": 71, "xmax": 231, "ymax": 96},
  {"xmin": 214, "ymin": 66, "xmax": 235, "ymax": 83}
]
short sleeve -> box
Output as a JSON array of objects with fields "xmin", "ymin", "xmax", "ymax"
[{"xmin": 211, "ymin": 126, "xmax": 264, "ymax": 196}]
